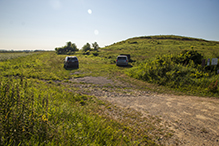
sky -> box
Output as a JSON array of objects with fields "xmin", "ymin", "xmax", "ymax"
[{"xmin": 0, "ymin": 0, "xmax": 219, "ymax": 50}]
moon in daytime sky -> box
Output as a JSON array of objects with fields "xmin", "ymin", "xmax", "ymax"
[
  {"xmin": 94, "ymin": 30, "xmax": 99, "ymax": 35},
  {"xmin": 88, "ymin": 9, "xmax": 92, "ymax": 14}
]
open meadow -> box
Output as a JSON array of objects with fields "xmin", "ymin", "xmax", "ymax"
[
  {"xmin": 1, "ymin": 35, "xmax": 219, "ymax": 145},
  {"xmin": 0, "ymin": 51, "xmax": 159, "ymax": 145}
]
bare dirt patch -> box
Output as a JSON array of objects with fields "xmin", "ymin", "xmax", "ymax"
[
  {"xmin": 65, "ymin": 76, "xmax": 219, "ymax": 145},
  {"xmin": 73, "ymin": 76, "xmax": 115, "ymax": 85}
]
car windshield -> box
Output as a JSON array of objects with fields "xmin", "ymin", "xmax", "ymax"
[
  {"xmin": 118, "ymin": 57, "xmax": 127, "ymax": 60},
  {"xmin": 68, "ymin": 57, "xmax": 77, "ymax": 61}
]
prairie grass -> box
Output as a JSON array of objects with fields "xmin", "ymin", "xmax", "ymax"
[
  {"xmin": 0, "ymin": 52, "xmax": 38, "ymax": 62},
  {"xmin": 100, "ymin": 35, "xmax": 219, "ymax": 97},
  {"xmin": 1, "ymin": 35, "xmax": 219, "ymax": 145},
  {"xmin": 0, "ymin": 52, "xmax": 157, "ymax": 145}
]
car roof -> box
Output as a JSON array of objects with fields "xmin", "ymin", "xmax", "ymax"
[
  {"xmin": 117, "ymin": 55, "xmax": 127, "ymax": 57},
  {"xmin": 66, "ymin": 56, "xmax": 77, "ymax": 58}
]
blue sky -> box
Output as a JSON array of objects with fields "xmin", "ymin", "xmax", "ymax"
[{"xmin": 0, "ymin": 0, "xmax": 219, "ymax": 50}]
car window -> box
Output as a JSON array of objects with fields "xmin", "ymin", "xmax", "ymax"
[
  {"xmin": 118, "ymin": 57, "xmax": 127, "ymax": 60},
  {"xmin": 68, "ymin": 57, "xmax": 77, "ymax": 61}
]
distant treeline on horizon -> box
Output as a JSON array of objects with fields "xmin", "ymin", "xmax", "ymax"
[{"xmin": 0, "ymin": 50, "xmax": 54, "ymax": 53}]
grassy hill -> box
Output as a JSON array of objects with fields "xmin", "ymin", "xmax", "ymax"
[
  {"xmin": 99, "ymin": 35, "xmax": 219, "ymax": 97},
  {"xmin": 99, "ymin": 35, "xmax": 219, "ymax": 62}
]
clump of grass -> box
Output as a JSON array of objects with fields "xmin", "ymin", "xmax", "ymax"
[{"xmin": 0, "ymin": 76, "xmax": 49, "ymax": 145}]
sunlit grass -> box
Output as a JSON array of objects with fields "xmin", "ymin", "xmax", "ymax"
[
  {"xmin": 0, "ymin": 52, "xmax": 39, "ymax": 62},
  {"xmin": 0, "ymin": 52, "xmax": 157, "ymax": 145}
]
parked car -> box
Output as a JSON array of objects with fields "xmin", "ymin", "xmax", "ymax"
[
  {"xmin": 116, "ymin": 55, "xmax": 128, "ymax": 66},
  {"xmin": 64, "ymin": 56, "xmax": 79, "ymax": 69}
]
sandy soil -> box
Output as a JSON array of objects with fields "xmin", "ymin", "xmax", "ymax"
[{"xmin": 68, "ymin": 76, "xmax": 219, "ymax": 145}]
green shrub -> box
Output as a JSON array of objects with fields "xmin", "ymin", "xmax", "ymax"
[
  {"xmin": 208, "ymin": 80, "xmax": 218, "ymax": 93},
  {"xmin": 92, "ymin": 52, "xmax": 99, "ymax": 56},
  {"xmin": 172, "ymin": 50, "xmax": 203, "ymax": 66},
  {"xmin": 126, "ymin": 50, "xmax": 219, "ymax": 96}
]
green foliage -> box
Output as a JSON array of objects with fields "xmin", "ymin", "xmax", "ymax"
[
  {"xmin": 0, "ymin": 77, "xmax": 50, "ymax": 145},
  {"xmin": 101, "ymin": 35, "xmax": 219, "ymax": 64},
  {"xmin": 0, "ymin": 76, "xmax": 143, "ymax": 145},
  {"xmin": 126, "ymin": 50, "xmax": 219, "ymax": 96},
  {"xmin": 172, "ymin": 50, "xmax": 203, "ymax": 66},
  {"xmin": 92, "ymin": 42, "xmax": 99, "ymax": 51},
  {"xmin": 55, "ymin": 41, "xmax": 79, "ymax": 54},
  {"xmin": 208, "ymin": 80, "xmax": 218, "ymax": 93},
  {"xmin": 83, "ymin": 50, "xmax": 90, "ymax": 55},
  {"xmin": 82, "ymin": 43, "xmax": 91, "ymax": 52},
  {"xmin": 0, "ymin": 52, "xmax": 38, "ymax": 62},
  {"xmin": 0, "ymin": 52, "xmax": 72, "ymax": 80},
  {"xmin": 92, "ymin": 51, "xmax": 99, "ymax": 56},
  {"xmin": 99, "ymin": 35, "xmax": 219, "ymax": 96},
  {"xmin": 0, "ymin": 52, "xmax": 156, "ymax": 145}
]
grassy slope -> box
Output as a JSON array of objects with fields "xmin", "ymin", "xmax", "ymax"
[
  {"xmin": 100, "ymin": 35, "xmax": 219, "ymax": 62},
  {"xmin": 99, "ymin": 35, "xmax": 219, "ymax": 97}
]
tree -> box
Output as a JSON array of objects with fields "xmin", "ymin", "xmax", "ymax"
[
  {"xmin": 92, "ymin": 42, "xmax": 99, "ymax": 51},
  {"xmin": 55, "ymin": 41, "xmax": 78, "ymax": 54},
  {"xmin": 82, "ymin": 43, "xmax": 91, "ymax": 52}
]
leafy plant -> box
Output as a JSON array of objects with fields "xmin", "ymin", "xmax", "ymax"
[
  {"xmin": 172, "ymin": 50, "xmax": 203, "ymax": 66},
  {"xmin": 208, "ymin": 80, "xmax": 218, "ymax": 93}
]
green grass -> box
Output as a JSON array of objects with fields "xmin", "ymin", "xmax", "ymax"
[
  {"xmin": 99, "ymin": 35, "xmax": 219, "ymax": 97},
  {"xmin": 100, "ymin": 35, "xmax": 219, "ymax": 63},
  {"xmin": 0, "ymin": 52, "xmax": 157, "ymax": 145},
  {"xmin": 1, "ymin": 35, "xmax": 219, "ymax": 145},
  {"xmin": 0, "ymin": 52, "xmax": 39, "ymax": 62}
]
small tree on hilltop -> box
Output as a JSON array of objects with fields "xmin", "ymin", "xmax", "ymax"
[
  {"xmin": 82, "ymin": 43, "xmax": 91, "ymax": 52},
  {"xmin": 92, "ymin": 42, "xmax": 99, "ymax": 51},
  {"xmin": 55, "ymin": 41, "xmax": 78, "ymax": 54}
]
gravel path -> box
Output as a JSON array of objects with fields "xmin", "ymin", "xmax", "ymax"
[{"xmin": 66, "ymin": 76, "xmax": 219, "ymax": 145}]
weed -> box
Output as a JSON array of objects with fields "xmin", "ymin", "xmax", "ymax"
[{"xmin": 208, "ymin": 80, "xmax": 218, "ymax": 93}]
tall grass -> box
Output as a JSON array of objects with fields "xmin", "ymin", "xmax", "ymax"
[
  {"xmin": 0, "ymin": 76, "xmax": 49, "ymax": 145},
  {"xmin": 0, "ymin": 52, "xmax": 38, "ymax": 62},
  {"xmin": 0, "ymin": 75, "xmax": 156, "ymax": 145},
  {"xmin": 126, "ymin": 50, "xmax": 219, "ymax": 97},
  {"xmin": 99, "ymin": 35, "xmax": 219, "ymax": 96}
]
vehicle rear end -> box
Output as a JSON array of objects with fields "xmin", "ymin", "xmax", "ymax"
[
  {"xmin": 116, "ymin": 55, "xmax": 128, "ymax": 66},
  {"xmin": 65, "ymin": 56, "xmax": 79, "ymax": 68}
]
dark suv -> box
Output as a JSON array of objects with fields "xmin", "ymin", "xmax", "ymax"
[
  {"xmin": 116, "ymin": 55, "xmax": 128, "ymax": 66},
  {"xmin": 64, "ymin": 56, "xmax": 79, "ymax": 69}
]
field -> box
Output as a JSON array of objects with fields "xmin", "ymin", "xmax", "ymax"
[
  {"xmin": 0, "ymin": 52, "xmax": 39, "ymax": 62},
  {"xmin": 0, "ymin": 52, "xmax": 159, "ymax": 145},
  {"xmin": 1, "ymin": 35, "xmax": 219, "ymax": 145}
]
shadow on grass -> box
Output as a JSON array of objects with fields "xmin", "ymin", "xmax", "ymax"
[
  {"xmin": 64, "ymin": 67, "xmax": 79, "ymax": 70},
  {"xmin": 116, "ymin": 64, "xmax": 133, "ymax": 68}
]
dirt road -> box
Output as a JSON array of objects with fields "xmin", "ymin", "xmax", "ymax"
[{"xmin": 67, "ymin": 76, "xmax": 219, "ymax": 145}]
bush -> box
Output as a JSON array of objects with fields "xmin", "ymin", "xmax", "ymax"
[
  {"xmin": 208, "ymin": 80, "xmax": 218, "ymax": 93},
  {"xmin": 172, "ymin": 50, "xmax": 203, "ymax": 66},
  {"xmin": 55, "ymin": 42, "xmax": 78, "ymax": 54},
  {"xmin": 92, "ymin": 52, "xmax": 99, "ymax": 56},
  {"xmin": 126, "ymin": 50, "xmax": 219, "ymax": 96},
  {"xmin": 83, "ymin": 50, "xmax": 90, "ymax": 55}
]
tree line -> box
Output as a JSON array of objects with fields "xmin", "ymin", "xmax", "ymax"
[{"xmin": 55, "ymin": 41, "xmax": 99, "ymax": 55}]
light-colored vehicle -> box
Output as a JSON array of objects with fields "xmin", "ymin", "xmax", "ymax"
[
  {"xmin": 116, "ymin": 55, "xmax": 128, "ymax": 66},
  {"xmin": 64, "ymin": 56, "xmax": 79, "ymax": 69}
]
